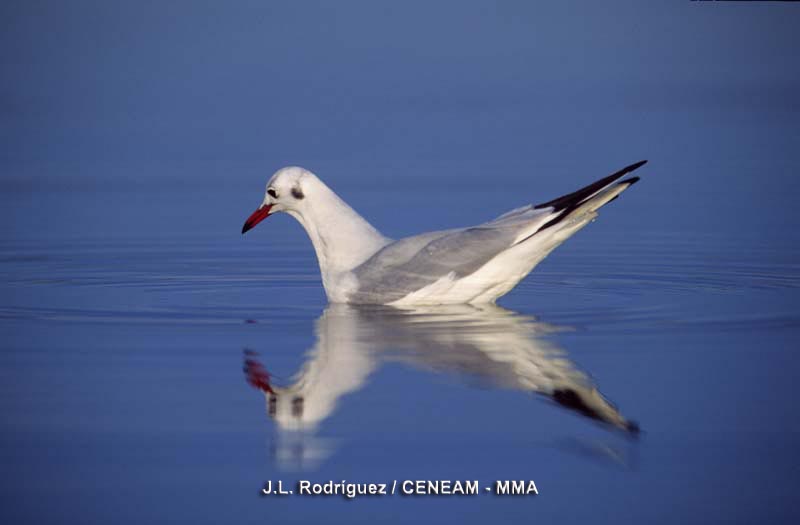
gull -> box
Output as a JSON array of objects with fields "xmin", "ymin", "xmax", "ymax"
[{"xmin": 242, "ymin": 161, "xmax": 647, "ymax": 305}]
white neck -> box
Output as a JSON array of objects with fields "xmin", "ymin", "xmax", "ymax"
[{"xmin": 286, "ymin": 180, "xmax": 390, "ymax": 290}]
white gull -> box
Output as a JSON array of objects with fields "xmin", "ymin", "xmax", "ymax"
[{"xmin": 242, "ymin": 161, "xmax": 647, "ymax": 305}]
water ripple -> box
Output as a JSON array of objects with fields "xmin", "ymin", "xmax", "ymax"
[{"xmin": 1, "ymin": 233, "xmax": 798, "ymax": 326}]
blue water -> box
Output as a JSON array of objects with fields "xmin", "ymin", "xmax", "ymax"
[
  {"xmin": 3, "ymin": 0, "xmax": 799, "ymax": 521},
  {"xmin": 2, "ymin": 184, "xmax": 799, "ymax": 524}
]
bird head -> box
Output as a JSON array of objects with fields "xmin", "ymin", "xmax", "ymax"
[{"xmin": 241, "ymin": 166, "xmax": 311, "ymax": 234}]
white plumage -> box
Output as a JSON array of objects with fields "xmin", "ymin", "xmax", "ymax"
[{"xmin": 242, "ymin": 161, "xmax": 646, "ymax": 305}]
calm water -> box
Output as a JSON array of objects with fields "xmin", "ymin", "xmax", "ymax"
[{"xmin": 1, "ymin": 186, "xmax": 799, "ymax": 524}]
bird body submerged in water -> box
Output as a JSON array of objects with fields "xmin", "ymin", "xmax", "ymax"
[{"xmin": 242, "ymin": 161, "xmax": 647, "ymax": 305}]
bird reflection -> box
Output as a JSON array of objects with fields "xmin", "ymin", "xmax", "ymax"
[{"xmin": 244, "ymin": 304, "xmax": 638, "ymax": 468}]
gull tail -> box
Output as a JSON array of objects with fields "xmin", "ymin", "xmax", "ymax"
[{"xmin": 534, "ymin": 160, "xmax": 647, "ymax": 232}]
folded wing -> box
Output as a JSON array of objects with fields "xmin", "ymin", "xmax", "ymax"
[{"xmin": 349, "ymin": 161, "xmax": 647, "ymax": 304}]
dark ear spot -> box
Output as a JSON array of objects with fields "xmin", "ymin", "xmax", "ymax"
[{"xmin": 291, "ymin": 186, "xmax": 305, "ymax": 199}]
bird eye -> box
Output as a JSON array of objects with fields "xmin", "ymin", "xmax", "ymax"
[{"xmin": 267, "ymin": 188, "xmax": 278, "ymax": 199}]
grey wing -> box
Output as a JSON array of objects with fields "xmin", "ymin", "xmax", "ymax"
[
  {"xmin": 349, "ymin": 160, "xmax": 648, "ymax": 304},
  {"xmin": 348, "ymin": 207, "xmax": 554, "ymax": 303}
]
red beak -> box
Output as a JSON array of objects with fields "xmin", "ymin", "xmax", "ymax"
[{"xmin": 241, "ymin": 204, "xmax": 273, "ymax": 234}]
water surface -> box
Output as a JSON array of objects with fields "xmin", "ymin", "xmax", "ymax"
[{"xmin": 1, "ymin": 186, "xmax": 799, "ymax": 524}]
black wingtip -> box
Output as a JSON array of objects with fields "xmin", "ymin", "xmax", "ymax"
[
  {"xmin": 606, "ymin": 160, "xmax": 648, "ymax": 181},
  {"xmin": 627, "ymin": 159, "xmax": 647, "ymax": 171},
  {"xmin": 535, "ymin": 159, "xmax": 649, "ymax": 211},
  {"xmin": 620, "ymin": 176, "xmax": 640, "ymax": 186}
]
